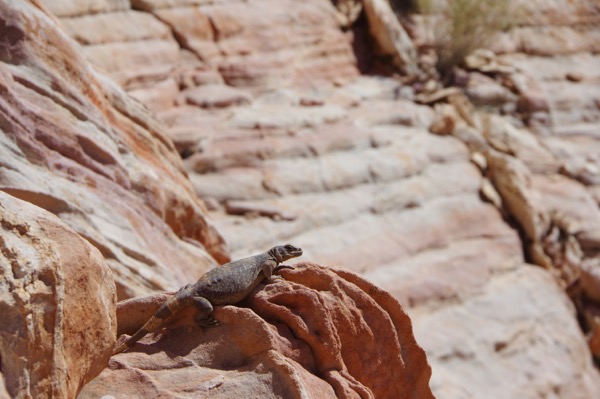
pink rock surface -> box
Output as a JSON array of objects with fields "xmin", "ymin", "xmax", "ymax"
[
  {"xmin": 9, "ymin": 0, "xmax": 600, "ymax": 397},
  {"xmin": 43, "ymin": 0, "xmax": 129, "ymax": 17},
  {"xmin": 82, "ymin": 263, "xmax": 433, "ymax": 399},
  {"xmin": 59, "ymin": 0, "xmax": 360, "ymax": 92},
  {"xmin": 183, "ymin": 84, "xmax": 252, "ymax": 109},
  {"xmin": 0, "ymin": 0, "xmax": 227, "ymax": 300}
]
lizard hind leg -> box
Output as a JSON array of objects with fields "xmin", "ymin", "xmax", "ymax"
[{"xmin": 192, "ymin": 296, "xmax": 219, "ymax": 327}]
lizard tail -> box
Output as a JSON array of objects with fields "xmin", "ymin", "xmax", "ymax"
[{"xmin": 112, "ymin": 289, "xmax": 193, "ymax": 355}]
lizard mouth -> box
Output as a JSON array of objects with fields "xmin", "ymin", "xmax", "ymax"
[
  {"xmin": 282, "ymin": 244, "xmax": 303, "ymax": 258},
  {"xmin": 291, "ymin": 248, "xmax": 303, "ymax": 257}
]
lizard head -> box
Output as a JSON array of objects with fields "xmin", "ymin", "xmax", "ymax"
[{"xmin": 270, "ymin": 244, "xmax": 303, "ymax": 262}]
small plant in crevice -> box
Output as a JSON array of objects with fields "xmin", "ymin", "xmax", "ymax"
[{"xmin": 395, "ymin": 0, "xmax": 518, "ymax": 75}]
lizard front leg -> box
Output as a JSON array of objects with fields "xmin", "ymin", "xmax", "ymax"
[
  {"xmin": 192, "ymin": 296, "xmax": 219, "ymax": 327},
  {"xmin": 275, "ymin": 264, "xmax": 294, "ymax": 272},
  {"xmin": 263, "ymin": 259, "xmax": 286, "ymax": 283}
]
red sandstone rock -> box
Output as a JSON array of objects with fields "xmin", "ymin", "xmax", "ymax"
[
  {"xmin": 81, "ymin": 263, "xmax": 433, "ymax": 398},
  {"xmin": 0, "ymin": 191, "xmax": 117, "ymax": 398},
  {"xmin": 251, "ymin": 263, "xmax": 433, "ymax": 399}
]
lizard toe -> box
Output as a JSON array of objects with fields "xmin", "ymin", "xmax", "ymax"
[{"xmin": 196, "ymin": 315, "xmax": 219, "ymax": 328}]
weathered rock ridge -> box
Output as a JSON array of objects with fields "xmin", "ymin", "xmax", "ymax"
[
  {"xmin": 1, "ymin": 0, "xmax": 433, "ymax": 398},
  {"xmin": 2, "ymin": 0, "xmax": 600, "ymax": 397},
  {"xmin": 81, "ymin": 263, "xmax": 433, "ymax": 399},
  {"xmin": 0, "ymin": 0, "xmax": 227, "ymax": 302}
]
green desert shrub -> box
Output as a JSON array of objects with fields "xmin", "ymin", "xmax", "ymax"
[{"xmin": 394, "ymin": 0, "xmax": 517, "ymax": 73}]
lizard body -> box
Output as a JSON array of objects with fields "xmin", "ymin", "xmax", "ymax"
[{"xmin": 112, "ymin": 244, "xmax": 302, "ymax": 354}]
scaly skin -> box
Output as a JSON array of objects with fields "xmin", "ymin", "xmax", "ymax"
[{"xmin": 113, "ymin": 244, "xmax": 303, "ymax": 354}]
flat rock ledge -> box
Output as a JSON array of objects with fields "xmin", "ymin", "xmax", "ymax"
[{"xmin": 81, "ymin": 263, "xmax": 434, "ymax": 399}]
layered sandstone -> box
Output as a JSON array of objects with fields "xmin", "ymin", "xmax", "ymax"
[
  {"xmin": 48, "ymin": 0, "xmax": 361, "ymax": 112},
  {"xmin": 96, "ymin": 0, "xmax": 600, "ymax": 397},
  {"xmin": 0, "ymin": 0, "xmax": 227, "ymax": 301},
  {"xmin": 0, "ymin": 1, "xmax": 435, "ymax": 397},
  {"xmin": 2, "ymin": 0, "xmax": 600, "ymax": 398}
]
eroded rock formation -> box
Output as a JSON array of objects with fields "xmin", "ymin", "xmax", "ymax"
[
  {"xmin": 2, "ymin": 0, "xmax": 600, "ymax": 397},
  {"xmin": 0, "ymin": 1, "xmax": 435, "ymax": 397},
  {"xmin": 0, "ymin": 0, "xmax": 227, "ymax": 301},
  {"xmin": 81, "ymin": 263, "xmax": 433, "ymax": 398}
]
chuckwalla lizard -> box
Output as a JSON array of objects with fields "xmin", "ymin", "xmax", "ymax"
[{"xmin": 113, "ymin": 244, "xmax": 303, "ymax": 354}]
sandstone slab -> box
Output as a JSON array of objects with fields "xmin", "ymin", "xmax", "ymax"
[
  {"xmin": 60, "ymin": 0, "xmax": 359, "ymax": 94},
  {"xmin": 183, "ymin": 84, "xmax": 252, "ymax": 108},
  {"xmin": 510, "ymin": 26, "xmax": 600, "ymax": 56},
  {"xmin": 59, "ymin": 10, "xmax": 172, "ymax": 45},
  {"xmin": 153, "ymin": 6, "xmax": 220, "ymax": 61},
  {"xmin": 81, "ymin": 39, "xmax": 180, "ymax": 88},
  {"xmin": 128, "ymin": 77, "xmax": 179, "ymax": 111},
  {"xmin": 411, "ymin": 265, "xmax": 600, "ymax": 399},
  {"xmin": 513, "ymin": 0, "xmax": 600, "ymax": 26},
  {"xmin": 43, "ymin": 0, "xmax": 130, "ymax": 17},
  {"xmin": 362, "ymin": 0, "xmax": 419, "ymax": 76}
]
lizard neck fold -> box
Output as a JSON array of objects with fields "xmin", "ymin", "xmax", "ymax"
[{"xmin": 267, "ymin": 248, "xmax": 282, "ymax": 264}]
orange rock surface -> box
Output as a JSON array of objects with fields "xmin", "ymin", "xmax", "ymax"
[
  {"xmin": 82, "ymin": 263, "xmax": 433, "ymax": 399},
  {"xmin": 0, "ymin": 191, "xmax": 116, "ymax": 398}
]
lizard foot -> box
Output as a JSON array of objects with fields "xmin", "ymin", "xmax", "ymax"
[
  {"xmin": 275, "ymin": 264, "xmax": 294, "ymax": 271},
  {"xmin": 268, "ymin": 274, "xmax": 284, "ymax": 283},
  {"xmin": 196, "ymin": 315, "xmax": 220, "ymax": 328}
]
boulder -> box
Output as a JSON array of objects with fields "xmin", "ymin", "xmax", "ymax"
[
  {"xmin": 81, "ymin": 263, "xmax": 434, "ymax": 398},
  {"xmin": 362, "ymin": 0, "xmax": 420, "ymax": 77},
  {"xmin": 465, "ymin": 72, "xmax": 517, "ymax": 108},
  {"xmin": 0, "ymin": 191, "xmax": 117, "ymax": 398}
]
